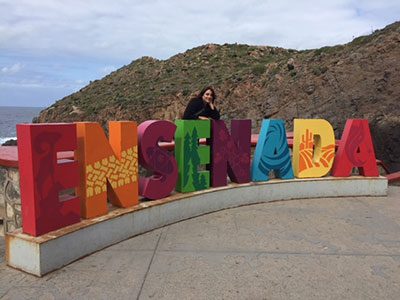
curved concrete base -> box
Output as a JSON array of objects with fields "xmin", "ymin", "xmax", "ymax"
[{"xmin": 6, "ymin": 176, "xmax": 388, "ymax": 276}]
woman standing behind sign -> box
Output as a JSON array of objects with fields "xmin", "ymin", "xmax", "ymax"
[{"xmin": 182, "ymin": 86, "xmax": 220, "ymax": 120}]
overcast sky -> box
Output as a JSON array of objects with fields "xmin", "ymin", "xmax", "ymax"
[{"xmin": 0, "ymin": 0, "xmax": 399, "ymax": 107}]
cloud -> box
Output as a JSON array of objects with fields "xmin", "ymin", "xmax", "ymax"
[
  {"xmin": 1, "ymin": 62, "xmax": 23, "ymax": 74},
  {"xmin": 0, "ymin": 82, "xmax": 75, "ymax": 107},
  {"xmin": 1, "ymin": 0, "xmax": 399, "ymax": 60},
  {"xmin": 0, "ymin": 0, "xmax": 399, "ymax": 106},
  {"xmin": 100, "ymin": 65, "xmax": 117, "ymax": 75}
]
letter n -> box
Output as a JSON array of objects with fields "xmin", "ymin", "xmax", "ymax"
[
  {"xmin": 17, "ymin": 124, "xmax": 80, "ymax": 236},
  {"xmin": 211, "ymin": 120, "xmax": 251, "ymax": 187},
  {"xmin": 76, "ymin": 121, "xmax": 138, "ymax": 218},
  {"xmin": 332, "ymin": 119, "xmax": 379, "ymax": 177}
]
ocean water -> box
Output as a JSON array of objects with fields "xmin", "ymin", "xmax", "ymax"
[{"xmin": 0, "ymin": 106, "xmax": 44, "ymax": 144}]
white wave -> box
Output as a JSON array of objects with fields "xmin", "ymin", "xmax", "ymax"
[{"xmin": 0, "ymin": 137, "xmax": 17, "ymax": 145}]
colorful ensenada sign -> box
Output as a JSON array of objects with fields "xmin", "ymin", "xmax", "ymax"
[{"xmin": 16, "ymin": 118, "xmax": 378, "ymax": 237}]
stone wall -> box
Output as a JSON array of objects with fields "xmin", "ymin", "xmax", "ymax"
[{"xmin": 0, "ymin": 166, "xmax": 22, "ymax": 233}]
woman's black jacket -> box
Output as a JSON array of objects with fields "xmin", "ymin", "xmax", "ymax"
[{"xmin": 182, "ymin": 98, "xmax": 220, "ymax": 120}]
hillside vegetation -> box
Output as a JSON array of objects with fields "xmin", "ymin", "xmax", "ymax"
[{"xmin": 36, "ymin": 22, "xmax": 400, "ymax": 170}]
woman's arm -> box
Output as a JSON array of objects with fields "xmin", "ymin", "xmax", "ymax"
[{"xmin": 208, "ymin": 107, "xmax": 220, "ymax": 120}]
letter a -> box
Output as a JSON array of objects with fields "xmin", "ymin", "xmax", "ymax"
[
  {"xmin": 252, "ymin": 119, "xmax": 293, "ymax": 181},
  {"xmin": 332, "ymin": 119, "xmax": 379, "ymax": 177}
]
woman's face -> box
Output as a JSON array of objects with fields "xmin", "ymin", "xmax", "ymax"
[{"xmin": 202, "ymin": 89, "xmax": 214, "ymax": 103}]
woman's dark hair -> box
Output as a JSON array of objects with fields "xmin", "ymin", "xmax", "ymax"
[{"xmin": 196, "ymin": 86, "xmax": 217, "ymax": 103}]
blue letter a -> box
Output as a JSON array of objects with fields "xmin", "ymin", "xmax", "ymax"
[{"xmin": 252, "ymin": 119, "xmax": 294, "ymax": 181}]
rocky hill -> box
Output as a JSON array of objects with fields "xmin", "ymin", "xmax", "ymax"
[{"xmin": 35, "ymin": 22, "xmax": 400, "ymax": 170}]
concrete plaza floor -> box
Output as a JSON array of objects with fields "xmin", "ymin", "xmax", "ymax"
[{"xmin": 1, "ymin": 186, "xmax": 400, "ymax": 299}]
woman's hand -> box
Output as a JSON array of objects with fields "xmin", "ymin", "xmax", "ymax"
[{"xmin": 198, "ymin": 116, "xmax": 209, "ymax": 120}]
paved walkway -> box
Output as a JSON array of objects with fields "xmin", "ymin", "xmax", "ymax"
[{"xmin": 1, "ymin": 187, "xmax": 400, "ymax": 299}]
